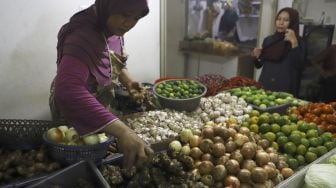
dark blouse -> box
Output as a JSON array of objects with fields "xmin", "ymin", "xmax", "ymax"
[{"xmin": 254, "ymin": 35, "xmax": 305, "ymax": 97}]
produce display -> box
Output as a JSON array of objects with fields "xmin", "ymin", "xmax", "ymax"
[
  {"xmin": 290, "ymin": 102, "xmax": 336, "ymax": 134},
  {"xmin": 154, "ymin": 79, "xmax": 205, "ymax": 99},
  {"xmin": 46, "ymin": 125, "xmax": 109, "ymax": 145},
  {"xmin": 241, "ymin": 111, "xmax": 336, "ymax": 170},
  {"xmin": 124, "ymin": 92, "xmax": 252, "ymax": 144},
  {"xmin": 195, "ymin": 75, "xmax": 262, "ymax": 97},
  {"xmin": 3, "ymin": 82, "xmax": 336, "ymax": 187},
  {"xmin": 0, "ymin": 147, "xmax": 61, "ymax": 185},
  {"xmin": 230, "ymin": 87, "xmax": 294, "ymax": 109}
]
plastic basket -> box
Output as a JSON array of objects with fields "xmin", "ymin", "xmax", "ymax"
[
  {"xmin": 0, "ymin": 119, "xmax": 62, "ymax": 150},
  {"xmin": 250, "ymin": 101, "xmax": 292, "ymax": 114},
  {"xmin": 27, "ymin": 160, "xmax": 110, "ymax": 188},
  {"xmin": 43, "ymin": 133, "xmax": 114, "ymax": 165}
]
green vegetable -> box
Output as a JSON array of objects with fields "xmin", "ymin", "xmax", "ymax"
[{"xmin": 304, "ymin": 164, "xmax": 336, "ymax": 188}]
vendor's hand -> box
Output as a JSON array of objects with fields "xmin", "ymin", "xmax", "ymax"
[
  {"xmin": 103, "ymin": 120, "xmax": 154, "ymax": 169},
  {"xmin": 284, "ymin": 29, "xmax": 298, "ymax": 48},
  {"xmin": 127, "ymin": 81, "xmax": 146, "ymax": 104},
  {"xmin": 251, "ymin": 48, "xmax": 262, "ymax": 59}
]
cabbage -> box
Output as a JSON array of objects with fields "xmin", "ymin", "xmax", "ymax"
[
  {"xmin": 304, "ymin": 164, "xmax": 336, "ymax": 188},
  {"xmin": 327, "ymin": 154, "xmax": 336, "ymax": 165}
]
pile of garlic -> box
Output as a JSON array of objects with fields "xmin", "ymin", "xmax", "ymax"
[
  {"xmin": 124, "ymin": 109, "xmax": 203, "ymax": 144},
  {"xmin": 190, "ymin": 92, "xmax": 252, "ymax": 124}
]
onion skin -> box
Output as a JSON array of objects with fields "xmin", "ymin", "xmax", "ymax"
[
  {"xmin": 199, "ymin": 139, "xmax": 214, "ymax": 153},
  {"xmin": 198, "ymin": 161, "xmax": 214, "ymax": 175},
  {"xmin": 202, "ymin": 127, "xmax": 215, "ymax": 139},
  {"xmin": 47, "ymin": 128, "xmax": 64, "ymax": 143},
  {"xmin": 190, "ymin": 147, "xmax": 203, "ymax": 160},
  {"xmin": 256, "ymin": 151, "xmax": 271, "ymax": 166},
  {"xmin": 238, "ymin": 169, "xmax": 252, "ymax": 183},
  {"xmin": 242, "ymin": 160, "xmax": 257, "ymax": 172},
  {"xmin": 212, "ymin": 142, "xmax": 226, "ymax": 158},
  {"xmin": 241, "ymin": 142, "xmax": 256, "ymax": 160},
  {"xmin": 225, "ymin": 159, "xmax": 240, "ymax": 175},
  {"xmin": 225, "ymin": 176, "xmax": 241, "ymax": 188},
  {"xmin": 281, "ymin": 167, "xmax": 294, "ymax": 179},
  {"xmin": 189, "ymin": 135, "xmax": 201, "ymax": 148},
  {"xmin": 201, "ymin": 153, "xmax": 214, "ymax": 162},
  {"xmin": 212, "ymin": 164, "xmax": 227, "ymax": 181},
  {"xmin": 251, "ymin": 167, "xmax": 268, "ymax": 183}
]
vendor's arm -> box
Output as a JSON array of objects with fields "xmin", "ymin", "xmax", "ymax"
[{"xmin": 54, "ymin": 55, "xmax": 118, "ymax": 136}]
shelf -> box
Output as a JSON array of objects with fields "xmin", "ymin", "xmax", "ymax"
[{"xmin": 239, "ymin": 14, "xmax": 260, "ymax": 18}]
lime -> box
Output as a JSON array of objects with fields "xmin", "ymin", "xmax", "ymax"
[
  {"xmin": 324, "ymin": 141, "xmax": 336, "ymax": 151},
  {"xmin": 287, "ymin": 158, "xmax": 299, "ymax": 170},
  {"xmin": 276, "ymin": 132, "xmax": 286, "ymax": 138},
  {"xmin": 316, "ymin": 146, "xmax": 328, "ymax": 157},
  {"xmin": 263, "ymin": 132, "xmax": 277, "ymax": 143},
  {"xmin": 277, "ymin": 136, "xmax": 289, "ymax": 147},
  {"xmin": 296, "ymin": 155, "xmax": 306, "ymax": 166},
  {"xmin": 305, "ymin": 152, "xmax": 317, "ymax": 163},
  {"xmin": 298, "ymin": 123, "xmax": 309, "ymax": 133},
  {"xmin": 307, "ymin": 122, "xmax": 317, "ymax": 130},
  {"xmin": 309, "ymin": 138, "xmax": 320, "ymax": 147},
  {"xmin": 259, "ymin": 114, "xmax": 270, "ymax": 124},
  {"xmin": 249, "ymin": 116, "xmax": 259, "ymax": 125},
  {"xmin": 272, "ymin": 142, "xmax": 279, "ymax": 151},
  {"xmin": 289, "ymin": 133, "xmax": 302, "ymax": 145},
  {"xmin": 296, "ymin": 144, "xmax": 307, "ymax": 155},
  {"xmin": 271, "ymin": 123, "xmax": 281, "ymax": 133},
  {"xmin": 260, "ymin": 123, "xmax": 271, "ymax": 134},
  {"xmin": 241, "ymin": 121, "xmax": 249, "ymax": 128},
  {"xmin": 259, "ymin": 104, "xmax": 267, "ymax": 109},
  {"xmin": 290, "ymin": 123, "xmax": 299, "ymax": 132},
  {"xmin": 249, "ymin": 110, "xmax": 260, "ymax": 117},
  {"xmin": 281, "ymin": 125, "xmax": 292, "ymax": 136},
  {"xmin": 301, "ymin": 138, "xmax": 310, "ymax": 148},
  {"xmin": 289, "ymin": 114, "xmax": 299, "ymax": 123},
  {"xmin": 249, "ymin": 124, "xmax": 259, "ymax": 133},
  {"xmin": 284, "ymin": 142, "xmax": 297, "ymax": 154},
  {"xmin": 308, "ymin": 147, "xmax": 318, "ymax": 156},
  {"xmin": 306, "ymin": 129, "xmax": 319, "ymax": 139},
  {"xmin": 321, "ymin": 132, "xmax": 333, "ymax": 143}
]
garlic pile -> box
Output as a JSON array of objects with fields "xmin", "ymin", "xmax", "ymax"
[
  {"xmin": 124, "ymin": 109, "xmax": 204, "ymax": 144},
  {"xmin": 191, "ymin": 92, "xmax": 252, "ymax": 124}
]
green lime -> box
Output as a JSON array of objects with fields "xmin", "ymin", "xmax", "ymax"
[
  {"xmin": 276, "ymin": 132, "xmax": 286, "ymax": 138},
  {"xmin": 263, "ymin": 132, "xmax": 277, "ymax": 143},
  {"xmin": 309, "ymin": 138, "xmax": 320, "ymax": 147},
  {"xmin": 308, "ymin": 147, "xmax": 318, "ymax": 155},
  {"xmin": 249, "ymin": 110, "xmax": 260, "ymax": 117},
  {"xmin": 296, "ymin": 155, "xmax": 306, "ymax": 166},
  {"xmin": 287, "ymin": 158, "xmax": 299, "ymax": 170},
  {"xmin": 249, "ymin": 124, "xmax": 259, "ymax": 133},
  {"xmin": 316, "ymin": 146, "xmax": 328, "ymax": 157},
  {"xmin": 305, "ymin": 152, "xmax": 317, "ymax": 163},
  {"xmin": 241, "ymin": 121, "xmax": 249, "ymax": 128},
  {"xmin": 324, "ymin": 141, "xmax": 336, "ymax": 151},
  {"xmin": 277, "ymin": 136, "xmax": 289, "ymax": 147},
  {"xmin": 260, "ymin": 123, "xmax": 271, "ymax": 134},
  {"xmin": 306, "ymin": 129, "xmax": 319, "ymax": 139},
  {"xmin": 289, "ymin": 114, "xmax": 299, "ymax": 123},
  {"xmin": 284, "ymin": 142, "xmax": 297, "ymax": 154},
  {"xmin": 259, "ymin": 114, "xmax": 270, "ymax": 124},
  {"xmin": 289, "ymin": 133, "xmax": 302, "ymax": 145},
  {"xmin": 281, "ymin": 125, "xmax": 292, "ymax": 136},
  {"xmin": 296, "ymin": 144, "xmax": 307, "ymax": 155},
  {"xmin": 271, "ymin": 123, "xmax": 281, "ymax": 133},
  {"xmin": 307, "ymin": 122, "xmax": 317, "ymax": 130},
  {"xmin": 321, "ymin": 132, "xmax": 333, "ymax": 143},
  {"xmin": 298, "ymin": 123, "xmax": 309, "ymax": 133},
  {"xmin": 272, "ymin": 142, "xmax": 279, "ymax": 151},
  {"xmin": 290, "ymin": 124, "xmax": 299, "ymax": 132},
  {"xmin": 301, "ymin": 138, "xmax": 310, "ymax": 148}
]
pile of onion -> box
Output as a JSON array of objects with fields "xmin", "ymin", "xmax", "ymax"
[{"xmin": 168, "ymin": 122, "xmax": 293, "ymax": 187}]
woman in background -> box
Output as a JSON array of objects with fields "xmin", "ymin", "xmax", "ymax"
[
  {"xmin": 251, "ymin": 7, "xmax": 305, "ymax": 97},
  {"xmin": 49, "ymin": 0, "xmax": 153, "ymax": 169}
]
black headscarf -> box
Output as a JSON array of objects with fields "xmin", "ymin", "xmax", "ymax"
[{"xmin": 260, "ymin": 7, "xmax": 300, "ymax": 62}]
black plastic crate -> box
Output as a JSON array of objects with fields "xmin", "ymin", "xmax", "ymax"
[
  {"xmin": 250, "ymin": 101, "xmax": 292, "ymax": 114},
  {"xmin": 27, "ymin": 160, "xmax": 110, "ymax": 188},
  {"xmin": 0, "ymin": 119, "xmax": 62, "ymax": 150}
]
